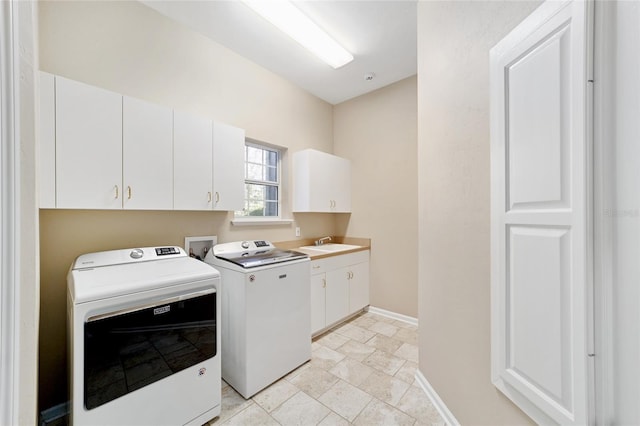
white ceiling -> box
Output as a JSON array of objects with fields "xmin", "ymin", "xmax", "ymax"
[{"xmin": 141, "ymin": 0, "xmax": 417, "ymax": 105}]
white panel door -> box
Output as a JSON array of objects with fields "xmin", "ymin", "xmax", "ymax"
[
  {"xmin": 55, "ymin": 76, "xmax": 122, "ymax": 209},
  {"xmin": 173, "ymin": 110, "xmax": 213, "ymax": 210},
  {"xmin": 212, "ymin": 121, "xmax": 244, "ymax": 211},
  {"xmin": 123, "ymin": 96, "xmax": 173, "ymax": 210},
  {"xmin": 490, "ymin": 1, "xmax": 590, "ymax": 424}
]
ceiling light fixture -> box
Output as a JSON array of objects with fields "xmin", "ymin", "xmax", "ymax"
[{"xmin": 242, "ymin": 0, "xmax": 354, "ymax": 69}]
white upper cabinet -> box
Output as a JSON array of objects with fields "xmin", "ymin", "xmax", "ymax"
[
  {"xmin": 38, "ymin": 72, "xmax": 246, "ymax": 212},
  {"xmin": 173, "ymin": 114, "xmax": 245, "ymax": 211},
  {"xmin": 293, "ymin": 149, "xmax": 351, "ymax": 213},
  {"xmin": 212, "ymin": 121, "xmax": 244, "ymax": 211},
  {"xmin": 490, "ymin": 1, "xmax": 590, "ymax": 424},
  {"xmin": 123, "ymin": 96, "xmax": 173, "ymax": 210},
  {"xmin": 173, "ymin": 110, "xmax": 213, "ymax": 211},
  {"xmin": 39, "ymin": 71, "xmax": 56, "ymax": 208},
  {"xmin": 55, "ymin": 76, "xmax": 122, "ymax": 209}
]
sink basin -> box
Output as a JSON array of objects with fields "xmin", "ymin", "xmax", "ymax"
[{"xmin": 299, "ymin": 243, "xmax": 361, "ymax": 253}]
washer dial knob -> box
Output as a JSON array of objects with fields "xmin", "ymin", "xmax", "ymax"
[{"xmin": 241, "ymin": 241, "xmax": 250, "ymax": 249}]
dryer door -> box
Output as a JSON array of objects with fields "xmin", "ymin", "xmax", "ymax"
[{"xmin": 83, "ymin": 288, "xmax": 216, "ymax": 409}]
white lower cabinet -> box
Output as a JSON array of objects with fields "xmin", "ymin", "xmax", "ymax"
[
  {"xmin": 348, "ymin": 261, "xmax": 370, "ymax": 313},
  {"xmin": 310, "ymin": 274, "xmax": 327, "ymax": 334},
  {"xmin": 325, "ymin": 267, "xmax": 350, "ymax": 327},
  {"xmin": 310, "ymin": 250, "xmax": 370, "ymax": 336}
]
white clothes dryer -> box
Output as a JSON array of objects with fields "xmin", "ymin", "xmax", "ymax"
[{"xmin": 67, "ymin": 246, "xmax": 221, "ymax": 425}]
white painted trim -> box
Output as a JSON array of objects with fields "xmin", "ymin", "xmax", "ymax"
[
  {"xmin": 415, "ymin": 369, "xmax": 460, "ymax": 426},
  {"xmin": 0, "ymin": 1, "xmax": 18, "ymax": 424},
  {"xmin": 367, "ymin": 306, "xmax": 418, "ymax": 327},
  {"xmin": 230, "ymin": 218, "xmax": 294, "ymax": 227}
]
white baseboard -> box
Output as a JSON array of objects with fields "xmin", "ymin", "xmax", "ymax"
[
  {"xmin": 415, "ymin": 369, "xmax": 460, "ymax": 426},
  {"xmin": 367, "ymin": 306, "xmax": 418, "ymax": 327}
]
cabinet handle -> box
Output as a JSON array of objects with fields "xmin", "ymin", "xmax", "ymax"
[
  {"xmin": 127, "ymin": 186, "xmax": 132, "ymax": 200},
  {"xmin": 215, "ymin": 192, "xmax": 220, "ymax": 203},
  {"xmin": 312, "ymin": 265, "xmax": 321, "ymax": 269},
  {"xmin": 114, "ymin": 185, "xmax": 119, "ymax": 199},
  {"xmin": 322, "ymin": 278, "xmax": 326, "ymax": 288},
  {"xmin": 207, "ymin": 192, "xmax": 212, "ymax": 203}
]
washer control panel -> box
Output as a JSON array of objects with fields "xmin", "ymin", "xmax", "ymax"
[{"xmin": 213, "ymin": 240, "xmax": 275, "ymax": 257}]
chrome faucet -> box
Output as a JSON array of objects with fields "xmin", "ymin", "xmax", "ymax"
[{"xmin": 315, "ymin": 236, "xmax": 332, "ymax": 246}]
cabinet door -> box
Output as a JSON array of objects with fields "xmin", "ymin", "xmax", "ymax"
[
  {"xmin": 310, "ymin": 273, "xmax": 326, "ymax": 335},
  {"xmin": 325, "ymin": 267, "xmax": 350, "ymax": 326},
  {"xmin": 123, "ymin": 97, "xmax": 173, "ymax": 210},
  {"xmin": 212, "ymin": 122, "xmax": 244, "ymax": 211},
  {"xmin": 329, "ymin": 155, "xmax": 351, "ymax": 212},
  {"xmin": 348, "ymin": 261, "xmax": 370, "ymax": 313},
  {"xmin": 308, "ymin": 151, "xmax": 334, "ymax": 212},
  {"xmin": 490, "ymin": 1, "xmax": 589, "ymax": 424},
  {"xmin": 39, "ymin": 72, "xmax": 56, "ymax": 208},
  {"xmin": 173, "ymin": 110, "xmax": 213, "ymax": 210},
  {"xmin": 293, "ymin": 149, "xmax": 352, "ymax": 213},
  {"xmin": 55, "ymin": 76, "xmax": 122, "ymax": 209}
]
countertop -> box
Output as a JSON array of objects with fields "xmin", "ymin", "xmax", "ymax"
[{"xmin": 274, "ymin": 236, "xmax": 371, "ymax": 260}]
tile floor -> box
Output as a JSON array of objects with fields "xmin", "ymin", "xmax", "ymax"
[{"xmin": 208, "ymin": 311, "xmax": 445, "ymax": 425}]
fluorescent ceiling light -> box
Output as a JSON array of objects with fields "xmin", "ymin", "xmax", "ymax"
[{"xmin": 242, "ymin": 0, "xmax": 354, "ymax": 69}]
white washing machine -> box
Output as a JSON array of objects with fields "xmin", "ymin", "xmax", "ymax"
[
  {"xmin": 204, "ymin": 240, "xmax": 310, "ymax": 398},
  {"xmin": 67, "ymin": 246, "xmax": 221, "ymax": 425}
]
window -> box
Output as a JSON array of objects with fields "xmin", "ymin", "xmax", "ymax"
[{"xmin": 236, "ymin": 142, "xmax": 281, "ymax": 218}]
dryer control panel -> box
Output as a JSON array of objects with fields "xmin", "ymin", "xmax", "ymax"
[{"xmin": 73, "ymin": 246, "xmax": 186, "ymax": 269}]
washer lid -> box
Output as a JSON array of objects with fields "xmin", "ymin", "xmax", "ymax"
[
  {"xmin": 216, "ymin": 248, "xmax": 308, "ymax": 268},
  {"xmin": 212, "ymin": 240, "xmax": 308, "ymax": 268}
]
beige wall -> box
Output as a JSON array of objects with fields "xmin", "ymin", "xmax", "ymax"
[
  {"xmin": 37, "ymin": 0, "xmax": 337, "ymax": 410},
  {"xmin": 334, "ymin": 77, "xmax": 418, "ymax": 317},
  {"xmin": 417, "ymin": 1, "xmax": 541, "ymax": 424}
]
